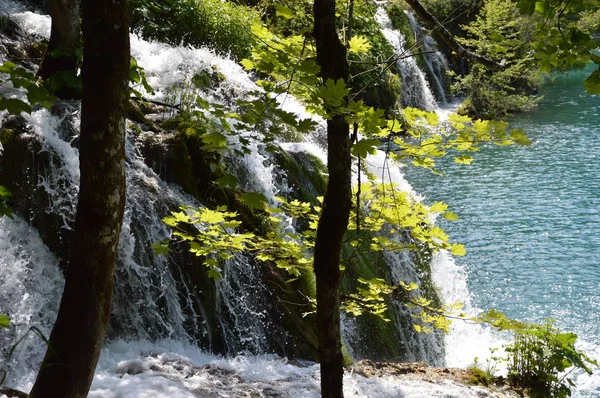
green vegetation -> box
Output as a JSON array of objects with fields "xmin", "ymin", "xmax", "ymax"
[
  {"xmin": 132, "ymin": 0, "xmax": 259, "ymax": 60},
  {"xmin": 466, "ymin": 313, "xmax": 597, "ymax": 398},
  {"xmin": 453, "ymin": 0, "xmax": 543, "ymax": 118},
  {"xmin": 1, "ymin": 0, "xmax": 599, "ymax": 397},
  {"xmin": 505, "ymin": 320, "xmax": 596, "ymax": 398}
]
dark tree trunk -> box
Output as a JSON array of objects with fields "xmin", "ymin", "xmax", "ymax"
[
  {"xmin": 37, "ymin": 0, "xmax": 81, "ymax": 98},
  {"xmin": 313, "ymin": 1, "xmax": 351, "ymax": 397},
  {"xmin": 404, "ymin": 0, "xmax": 499, "ymax": 69},
  {"xmin": 28, "ymin": 1, "xmax": 130, "ymax": 397}
]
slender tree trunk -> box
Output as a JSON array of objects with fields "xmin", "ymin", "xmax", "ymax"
[
  {"xmin": 28, "ymin": 1, "xmax": 129, "ymax": 397},
  {"xmin": 37, "ymin": 0, "xmax": 81, "ymax": 98},
  {"xmin": 313, "ymin": 1, "xmax": 351, "ymax": 397}
]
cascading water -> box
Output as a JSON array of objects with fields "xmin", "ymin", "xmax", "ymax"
[
  {"xmin": 376, "ymin": 8, "xmax": 438, "ymax": 111},
  {"xmin": 0, "ymin": 2, "xmax": 511, "ymax": 397},
  {"xmin": 405, "ymin": 13, "xmax": 449, "ymax": 104}
]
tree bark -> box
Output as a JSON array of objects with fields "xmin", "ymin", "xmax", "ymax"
[
  {"xmin": 37, "ymin": 0, "xmax": 81, "ymax": 98},
  {"xmin": 313, "ymin": 1, "xmax": 352, "ymax": 397},
  {"xmin": 403, "ymin": 0, "xmax": 499, "ymax": 69},
  {"xmin": 28, "ymin": 1, "xmax": 129, "ymax": 397}
]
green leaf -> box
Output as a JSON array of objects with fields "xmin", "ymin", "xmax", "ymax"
[
  {"xmin": 240, "ymin": 58, "xmax": 255, "ymax": 70},
  {"xmin": 151, "ymin": 241, "xmax": 171, "ymax": 256},
  {"xmin": 584, "ymin": 69, "xmax": 600, "ymax": 95},
  {"xmin": 216, "ymin": 173, "xmax": 238, "ymax": 189},
  {"xmin": 0, "ymin": 61, "xmax": 16, "ymax": 73},
  {"xmin": 454, "ymin": 155, "xmax": 474, "ymax": 165},
  {"xmin": 451, "ymin": 243, "xmax": 467, "ymax": 256},
  {"xmin": 443, "ymin": 212, "xmax": 459, "ymax": 221},
  {"xmin": 348, "ymin": 36, "xmax": 372, "ymax": 54},
  {"xmin": 351, "ymin": 138, "xmax": 379, "ymax": 158},
  {"xmin": 240, "ymin": 192, "xmax": 268, "ymax": 210},
  {"xmin": 200, "ymin": 131, "xmax": 228, "ymax": 150},
  {"xmin": 0, "ymin": 314, "xmax": 9, "ymax": 329},
  {"xmin": 517, "ymin": 0, "xmax": 536, "ymax": 15},
  {"xmin": 510, "ymin": 129, "xmax": 531, "ymax": 146},
  {"xmin": 297, "ymin": 118, "xmax": 317, "ymax": 133},
  {"xmin": 275, "ymin": 4, "xmax": 294, "ymax": 19},
  {"xmin": 198, "ymin": 208, "xmax": 226, "ymax": 223},
  {"xmin": 317, "ymin": 78, "xmax": 349, "ymax": 108},
  {"xmin": 0, "ymin": 98, "xmax": 31, "ymax": 115},
  {"xmin": 0, "ymin": 185, "xmax": 12, "ymax": 200}
]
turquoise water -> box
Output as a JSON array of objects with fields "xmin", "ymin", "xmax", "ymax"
[{"xmin": 404, "ymin": 66, "xmax": 600, "ymax": 395}]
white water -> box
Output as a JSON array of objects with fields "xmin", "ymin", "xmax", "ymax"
[
  {"xmin": 375, "ymin": 8, "xmax": 438, "ymax": 111},
  {"xmin": 0, "ymin": 2, "xmax": 511, "ymax": 397},
  {"xmin": 405, "ymin": 13, "xmax": 448, "ymax": 104}
]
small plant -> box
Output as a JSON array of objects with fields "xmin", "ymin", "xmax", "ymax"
[
  {"xmin": 504, "ymin": 320, "xmax": 597, "ymax": 398},
  {"xmin": 471, "ymin": 346, "xmax": 504, "ymax": 384}
]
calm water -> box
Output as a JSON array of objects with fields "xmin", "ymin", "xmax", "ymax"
[{"xmin": 404, "ymin": 66, "xmax": 600, "ymax": 395}]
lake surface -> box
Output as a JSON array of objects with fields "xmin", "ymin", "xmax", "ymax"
[{"xmin": 404, "ymin": 65, "xmax": 600, "ymax": 396}]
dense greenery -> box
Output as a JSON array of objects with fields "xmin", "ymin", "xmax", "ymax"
[
  {"xmin": 453, "ymin": 0, "xmax": 543, "ymax": 118},
  {"xmin": 1, "ymin": 0, "xmax": 599, "ymax": 396},
  {"xmin": 132, "ymin": 0, "xmax": 259, "ymax": 60}
]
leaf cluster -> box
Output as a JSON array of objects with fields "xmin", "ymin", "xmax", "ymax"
[
  {"xmin": 0, "ymin": 62, "xmax": 55, "ymax": 115},
  {"xmin": 0, "ymin": 185, "xmax": 12, "ymax": 218},
  {"xmin": 453, "ymin": 0, "xmax": 544, "ymax": 118},
  {"xmin": 475, "ymin": 314, "xmax": 598, "ymax": 398}
]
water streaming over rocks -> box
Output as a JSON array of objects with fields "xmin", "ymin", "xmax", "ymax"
[
  {"xmin": 405, "ymin": 13, "xmax": 449, "ymax": 104},
  {"xmin": 0, "ymin": 2, "xmax": 509, "ymax": 397},
  {"xmin": 376, "ymin": 8, "xmax": 438, "ymax": 111}
]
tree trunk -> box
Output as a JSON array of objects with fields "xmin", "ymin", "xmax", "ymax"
[
  {"xmin": 403, "ymin": 0, "xmax": 499, "ymax": 69},
  {"xmin": 313, "ymin": 1, "xmax": 351, "ymax": 397},
  {"xmin": 37, "ymin": 0, "xmax": 81, "ymax": 98},
  {"xmin": 28, "ymin": 1, "xmax": 129, "ymax": 397}
]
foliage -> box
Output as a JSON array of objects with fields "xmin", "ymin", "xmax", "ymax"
[
  {"xmin": 0, "ymin": 62, "xmax": 55, "ymax": 115},
  {"xmin": 260, "ymin": 0, "xmax": 402, "ymax": 114},
  {"xmin": 131, "ymin": 0, "xmax": 259, "ymax": 60},
  {"xmin": 0, "ymin": 185, "xmax": 12, "ymax": 218},
  {"xmin": 515, "ymin": 0, "xmax": 600, "ymax": 79},
  {"xmin": 0, "ymin": 314, "xmax": 9, "ymax": 329},
  {"xmin": 154, "ymin": 180, "xmax": 464, "ymax": 324},
  {"xmin": 417, "ymin": 0, "xmax": 483, "ymax": 29},
  {"xmin": 453, "ymin": 0, "xmax": 544, "ymax": 118},
  {"xmin": 469, "ymin": 347, "xmax": 503, "ymax": 385},
  {"xmin": 504, "ymin": 320, "xmax": 597, "ymax": 398}
]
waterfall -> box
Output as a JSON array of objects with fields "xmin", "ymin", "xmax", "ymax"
[
  {"xmin": 376, "ymin": 8, "xmax": 438, "ymax": 111},
  {"xmin": 405, "ymin": 13, "xmax": 449, "ymax": 104},
  {"xmin": 0, "ymin": 1, "xmax": 492, "ymax": 395},
  {"xmin": 0, "ymin": 216, "xmax": 63, "ymax": 389}
]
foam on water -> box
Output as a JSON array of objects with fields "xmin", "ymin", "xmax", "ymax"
[
  {"xmin": 375, "ymin": 7, "xmax": 437, "ymax": 111},
  {"xmin": 0, "ymin": 216, "xmax": 64, "ymax": 390}
]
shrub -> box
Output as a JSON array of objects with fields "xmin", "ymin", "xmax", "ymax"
[
  {"xmin": 453, "ymin": 0, "xmax": 543, "ymax": 118},
  {"xmin": 132, "ymin": 0, "xmax": 259, "ymax": 60},
  {"xmin": 505, "ymin": 320, "xmax": 597, "ymax": 398}
]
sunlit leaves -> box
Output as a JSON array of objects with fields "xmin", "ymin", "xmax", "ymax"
[
  {"xmin": 275, "ymin": 4, "xmax": 294, "ymax": 20},
  {"xmin": 351, "ymin": 138, "xmax": 379, "ymax": 158},
  {"xmin": 316, "ymin": 78, "xmax": 350, "ymax": 109},
  {"xmin": 0, "ymin": 314, "xmax": 9, "ymax": 329},
  {"xmin": 348, "ymin": 36, "xmax": 372, "ymax": 54}
]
